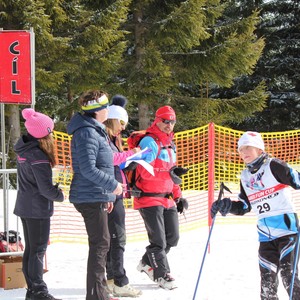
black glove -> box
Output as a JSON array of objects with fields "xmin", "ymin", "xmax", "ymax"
[
  {"xmin": 210, "ymin": 198, "xmax": 232, "ymax": 219},
  {"xmin": 170, "ymin": 166, "xmax": 189, "ymax": 184},
  {"xmin": 175, "ymin": 198, "xmax": 189, "ymax": 214},
  {"xmin": 172, "ymin": 166, "xmax": 189, "ymax": 176}
]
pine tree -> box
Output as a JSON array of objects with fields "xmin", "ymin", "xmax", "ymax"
[
  {"xmin": 219, "ymin": 0, "xmax": 300, "ymax": 131},
  {"xmin": 0, "ymin": 0, "xmax": 64, "ymax": 170},
  {"xmin": 34, "ymin": 0, "xmax": 131, "ymax": 123},
  {"xmin": 113, "ymin": 0, "xmax": 267, "ymax": 130},
  {"xmin": 0, "ymin": 0, "xmax": 131, "ymax": 167},
  {"xmin": 0, "ymin": 0, "xmax": 268, "ymax": 135}
]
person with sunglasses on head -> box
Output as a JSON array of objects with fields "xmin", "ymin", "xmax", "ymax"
[
  {"xmin": 133, "ymin": 105, "xmax": 188, "ymax": 290},
  {"xmin": 103, "ymin": 95, "xmax": 142, "ymax": 298},
  {"xmin": 67, "ymin": 90, "xmax": 122, "ymax": 300},
  {"xmin": 14, "ymin": 108, "xmax": 64, "ymax": 300}
]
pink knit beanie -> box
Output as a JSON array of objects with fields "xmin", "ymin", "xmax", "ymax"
[{"xmin": 22, "ymin": 108, "xmax": 54, "ymax": 138}]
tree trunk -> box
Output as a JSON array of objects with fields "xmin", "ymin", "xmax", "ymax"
[
  {"xmin": 134, "ymin": 1, "xmax": 150, "ymax": 130},
  {"xmin": 138, "ymin": 102, "xmax": 151, "ymax": 130},
  {"xmin": 7, "ymin": 105, "xmax": 20, "ymax": 161},
  {"xmin": 67, "ymin": 86, "xmax": 74, "ymax": 119}
]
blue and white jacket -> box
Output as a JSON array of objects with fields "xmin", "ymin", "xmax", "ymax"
[{"xmin": 231, "ymin": 157, "xmax": 299, "ymax": 242}]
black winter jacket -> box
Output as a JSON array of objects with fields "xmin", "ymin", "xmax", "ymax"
[{"xmin": 13, "ymin": 134, "xmax": 64, "ymax": 219}]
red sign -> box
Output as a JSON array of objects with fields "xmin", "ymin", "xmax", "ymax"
[{"xmin": 0, "ymin": 31, "xmax": 33, "ymax": 104}]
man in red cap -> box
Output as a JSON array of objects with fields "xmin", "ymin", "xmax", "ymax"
[{"xmin": 133, "ymin": 105, "xmax": 188, "ymax": 290}]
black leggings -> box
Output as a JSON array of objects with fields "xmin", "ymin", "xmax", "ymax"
[
  {"xmin": 21, "ymin": 217, "xmax": 50, "ymax": 293},
  {"xmin": 106, "ymin": 198, "xmax": 128, "ymax": 287}
]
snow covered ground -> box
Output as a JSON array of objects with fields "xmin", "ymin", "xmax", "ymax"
[{"xmin": 0, "ymin": 220, "xmax": 291, "ymax": 300}]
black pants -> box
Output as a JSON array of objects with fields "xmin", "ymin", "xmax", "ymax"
[
  {"xmin": 21, "ymin": 217, "xmax": 50, "ymax": 294},
  {"xmin": 74, "ymin": 202, "xmax": 110, "ymax": 300},
  {"xmin": 259, "ymin": 234, "xmax": 300, "ymax": 300},
  {"xmin": 106, "ymin": 198, "xmax": 128, "ymax": 287},
  {"xmin": 139, "ymin": 205, "xmax": 179, "ymax": 280}
]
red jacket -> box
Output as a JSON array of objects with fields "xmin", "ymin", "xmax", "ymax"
[{"xmin": 133, "ymin": 123, "xmax": 182, "ymax": 209}]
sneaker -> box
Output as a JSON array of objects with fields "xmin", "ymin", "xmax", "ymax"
[
  {"xmin": 156, "ymin": 274, "xmax": 177, "ymax": 290},
  {"xmin": 137, "ymin": 260, "xmax": 154, "ymax": 281},
  {"xmin": 113, "ymin": 284, "xmax": 142, "ymax": 297},
  {"xmin": 106, "ymin": 279, "xmax": 114, "ymax": 294},
  {"xmin": 31, "ymin": 292, "xmax": 62, "ymax": 300}
]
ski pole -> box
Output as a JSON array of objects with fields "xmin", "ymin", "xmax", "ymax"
[
  {"xmin": 290, "ymin": 226, "xmax": 300, "ymax": 300},
  {"xmin": 192, "ymin": 182, "xmax": 231, "ymax": 300},
  {"xmin": 192, "ymin": 211, "xmax": 216, "ymax": 300}
]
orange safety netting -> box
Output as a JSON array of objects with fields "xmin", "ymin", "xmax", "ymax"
[{"xmin": 50, "ymin": 124, "xmax": 300, "ymax": 243}]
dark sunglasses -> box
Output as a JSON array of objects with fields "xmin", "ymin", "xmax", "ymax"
[{"xmin": 161, "ymin": 118, "xmax": 176, "ymax": 125}]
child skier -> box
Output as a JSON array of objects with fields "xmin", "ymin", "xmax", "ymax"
[{"xmin": 211, "ymin": 131, "xmax": 300, "ymax": 300}]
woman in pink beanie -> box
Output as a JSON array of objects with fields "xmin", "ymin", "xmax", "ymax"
[{"xmin": 14, "ymin": 108, "xmax": 64, "ymax": 300}]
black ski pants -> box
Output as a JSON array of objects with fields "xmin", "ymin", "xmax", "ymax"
[
  {"xmin": 259, "ymin": 234, "xmax": 300, "ymax": 300},
  {"xmin": 21, "ymin": 217, "xmax": 50, "ymax": 294},
  {"xmin": 106, "ymin": 198, "xmax": 128, "ymax": 287},
  {"xmin": 74, "ymin": 202, "xmax": 110, "ymax": 300},
  {"xmin": 139, "ymin": 205, "xmax": 179, "ymax": 280}
]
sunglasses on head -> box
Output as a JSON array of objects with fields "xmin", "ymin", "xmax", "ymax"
[
  {"xmin": 161, "ymin": 118, "xmax": 176, "ymax": 125},
  {"xmin": 82, "ymin": 94, "xmax": 109, "ymax": 111},
  {"xmin": 87, "ymin": 95, "xmax": 108, "ymax": 106}
]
